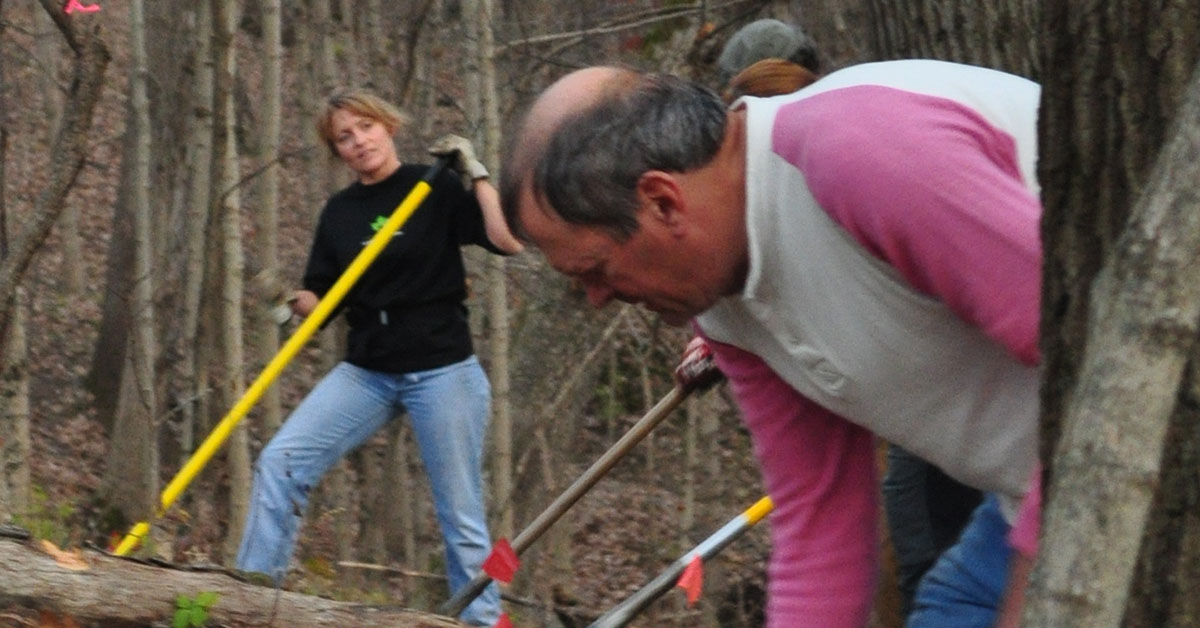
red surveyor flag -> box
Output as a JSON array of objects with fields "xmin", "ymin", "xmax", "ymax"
[
  {"xmin": 64, "ymin": 0, "xmax": 101, "ymax": 13},
  {"xmin": 676, "ymin": 555, "xmax": 704, "ymax": 606},
  {"xmin": 482, "ymin": 538, "xmax": 520, "ymax": 584}
]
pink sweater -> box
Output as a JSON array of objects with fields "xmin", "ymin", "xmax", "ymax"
[{"xmin": 701, "ymin": 61, "xmax": 1043, "ymax": 627}]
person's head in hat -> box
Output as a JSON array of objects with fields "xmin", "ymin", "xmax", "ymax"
[{"xmin": 717, "ymin": 18, "xmax": 819, "ymax": 83}]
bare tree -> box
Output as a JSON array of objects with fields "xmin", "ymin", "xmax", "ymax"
[
  {"xmin": 0, "ymin": 15, "xmax": 31, "ymax": 518},
  {"xmin": 250, "ymin": 0, "xmax": 285, "ymax": 433},
  {"xmin": 211, "ymin": 0, "xmax": 251, "ymax": 562},
  {"xmin": 99, "ymin": 0, "xmax": 160, "ymax": 530},
  {"xmin": 176, "ymin": 0, "xmax": 215, "ymax": 456}
]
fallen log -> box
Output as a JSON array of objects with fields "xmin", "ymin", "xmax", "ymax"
[{"xmin": 0, "ymin": 536, "xmax": 461, "ymax": 628}]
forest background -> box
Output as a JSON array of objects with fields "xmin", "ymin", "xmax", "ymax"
[{"xmin": 1, "ymin": 1, "xmax": 1199, "ymax": 628}]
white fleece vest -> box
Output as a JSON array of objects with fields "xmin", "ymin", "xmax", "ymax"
[{"xmin": 697, "ymin": 64, "xmax": 1041, "ymax": 515}]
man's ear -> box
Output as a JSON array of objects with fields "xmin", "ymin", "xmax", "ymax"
[{"xmin": 636, "ymin": 170, "xmax": 687, "ymax": 234}]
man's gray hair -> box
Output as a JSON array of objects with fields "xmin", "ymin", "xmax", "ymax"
[{"xmin": 531, "ymin": 73, "xmax": 727, "ymax": 240}]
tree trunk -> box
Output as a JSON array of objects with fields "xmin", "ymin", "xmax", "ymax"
[
  {"xmin": 640, "ymin": 343, "xmax": 655, "ymax": 476},
  {"xmin": 865, "ymin": 1, "xmax": 1039, "ymax": 77},
  {"xmin": 474, "ymin": 0, "xmax": 516, "ymax": 541},
  {"xmin": 0, "ymin": 22, "xmax": 26, "ymax": 523},
  {"xmin": 1027, "ymin": 59, "xmax": 1200, "ymax": 627},
  {"xmin": 384, "ymin": 423, "xmax": 418, "ymax": 566},
  {"xmin": 211, "ymin": 0, "xmax": 251, "ymax": 563},
  {"xmin": 100, "ymin": 0, "xmax": 160, "ymax": 528},
  {"xmin": 1031, "ymin": 3, "xmax": 1200, "ymax": 626},
  {"xmin": 0, "ymin": 538, "xmax": 461, "ymax": 628},
  {"xmin": 177, "ymin": 0, "xmax": 215, "ymax": 457},
  {"xmin": 0, "ymin": 289, "xmax": 30, "ymax": 523},
  {"xmin": 681, "ymin": 394, "xmax": 697, "ymax": 544},
  {"xmin": 251, "ymin": 0, "xmax": 284, "ymax": 434}
]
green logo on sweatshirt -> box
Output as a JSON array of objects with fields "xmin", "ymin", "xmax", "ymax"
[{"xmin": 370, "ymin": 215, "xmax": 388, "ymax": 232}]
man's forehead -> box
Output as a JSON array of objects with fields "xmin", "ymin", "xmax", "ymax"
[{"xmin": 517, "ymin": 186, "xmax": 609, "ymax": 270}]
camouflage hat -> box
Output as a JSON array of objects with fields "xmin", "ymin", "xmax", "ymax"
[{"xmin": 717, "ymin": 19, "xmax": 819, "ymax": 82}]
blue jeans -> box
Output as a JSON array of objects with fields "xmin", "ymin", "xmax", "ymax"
[
  {"xmin": 906, "ymin": 493, "xmax": 1013, "ymax": 628},
  {"xmin": 236, "ymin": 357, "xmax": 502, "ymax": 626}
]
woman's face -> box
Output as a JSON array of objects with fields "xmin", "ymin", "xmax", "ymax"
[{"xmin": 329, "ymin": 108, "xmax": 400, "ymax": 184}]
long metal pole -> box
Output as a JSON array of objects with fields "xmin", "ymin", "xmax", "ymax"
[
  {"xmin": 588, "ymin": 496, "xmax": 775, "ymax": 628},
  {"xmin": 113, "ymin": 158, "xmax": 450, "ymax": 556},
  {"xmin": 439, "ymin": 385, "xmax": 690, "ymax": 616}
]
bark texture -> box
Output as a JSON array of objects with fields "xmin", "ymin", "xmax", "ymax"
[
  {"xmin": 1035, "ymin": 3, "xmax": 1200, "ymax": 627},
  {"xmin": 0, "ymin": 538, "xmax": 460, "ymax": 628},
  {"xmin": 1028, "ymin": 58, "xmax": 1200, "ymax": 627},
  {"xmin": 865, "ymin": 0, "xmax": 1039, "ymax": 78}
]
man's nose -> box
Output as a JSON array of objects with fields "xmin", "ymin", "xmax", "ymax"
[{"xmin": 585, "ymin": 283, "xmax": 615, "ymax": 308}]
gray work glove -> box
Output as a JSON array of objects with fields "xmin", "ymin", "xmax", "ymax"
[{"xmin": 428, "ymin": 134, "xmax": 489, "ymax": 184}]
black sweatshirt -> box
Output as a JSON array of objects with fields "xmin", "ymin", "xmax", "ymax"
[{"xmin": 302, "ymin": 164, "xmax": 504, "ymax": 373}]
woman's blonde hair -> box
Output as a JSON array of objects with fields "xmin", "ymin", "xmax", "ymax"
[
  {"xmin": 722, "ymin": 58, "xmax": 820, "ymax": 104},
  {"xmin": 315, "ymin": 87, "xmax": 411, "ymax": 155}
]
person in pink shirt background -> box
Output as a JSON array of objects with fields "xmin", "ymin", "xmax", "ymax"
[{"xmin": 501, "ymin": 60, "xmax": 1042, "ymax": 627}]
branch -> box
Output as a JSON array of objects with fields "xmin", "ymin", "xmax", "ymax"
[
  {"xmin": 497, "ymin": 0, "xmax": 761, "ymax": 53},
  {"xmin": 36, "ymin": 0, "xmax": 81, "ymax": 53},
  {"xmin": 0, "ymin": 24, "xmax": 108, "ymax": 335}
]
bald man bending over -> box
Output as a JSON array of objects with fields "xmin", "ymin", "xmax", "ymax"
[{"xmin": 501, "ymin": 62, "xmax": 1043, "ymax": 628}]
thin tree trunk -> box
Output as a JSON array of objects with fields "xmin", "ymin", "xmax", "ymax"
[
  {"xmin": 640, "ymin": 346, "xmax": 655, "ymax": 476},
  {"xmin": 0, "ymin": 287, "xmax": 30, "ymax": 523},
  {"xmin": 383, "ymin": 422, "xmax": 420, "ymax": 569},
  {"xmin": 0, "ymin": 9, "xmax": 26, "ymax": 523},
  {"xmin": 682, "ymin": 394, "xmax": 697, "ymax": 542},
  {"xmin": 212, "ymin": 0, "xmax": 251, "ymax": 563},
  {"xmin": 474, "ymin": 0, "xmax": 515, "ymax": 541},
  {"xmin": 99, "ymin": 0, "xmax": 160, "ymax": 530},
  {"xmin": 177, "ymin": 0, "xmax": 214, "ymax": 457},
  {"xmin": 252, "ymin": 0, "xmax": 284, "ymax": 433}
]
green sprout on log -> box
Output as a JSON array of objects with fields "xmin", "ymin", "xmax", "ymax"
[{"xmin": 173, "ymin": 591, "xmax": 219, "ymax": 628}]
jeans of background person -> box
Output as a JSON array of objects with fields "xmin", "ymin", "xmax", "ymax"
[
  {"xmin": 883, "ymin": 444, "xmax": 984, "ymax": 618},
  {"xmin": 236, "ymin": 357, "xmax": 502, "ymax": 626},
  {"xmin": 906, "ymin": 493, "xmax": 1013, "ymax": 628}
]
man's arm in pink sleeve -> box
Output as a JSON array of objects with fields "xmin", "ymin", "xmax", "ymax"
[
  {"xmin": 776, "ymin": 86, "xmax": 1043, "ymax": 365},
  {"xmin": 706, "ymin": 335, "xmax": 878, "ymax": 628},
  {"xmin": 996, "ymin": 470, "xmax": 1042, "ymax": 628}
]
